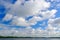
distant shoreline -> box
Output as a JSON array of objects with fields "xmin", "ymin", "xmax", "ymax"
[{"xmin": 0, "ymin": 36, "xmax": 60, "ymax": 38}]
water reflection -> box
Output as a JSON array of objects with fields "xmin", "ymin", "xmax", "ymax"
[{"xmin": 0, "ymin": 38, "xmax": 60, "ymax": 40}]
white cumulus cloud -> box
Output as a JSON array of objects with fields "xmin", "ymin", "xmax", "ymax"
[{"xmin": 0, "ymin": 0, "xmax": 60, "ymax": 37}]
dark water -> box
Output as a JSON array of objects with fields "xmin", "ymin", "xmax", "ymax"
[{"xmin": 0, "ymin": 38, "xmax": 60, "ymax": 40}]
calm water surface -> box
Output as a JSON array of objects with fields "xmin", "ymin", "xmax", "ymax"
[{"xmin": 0, "ymin": 38, "xmax": 60, "ymax": 40}]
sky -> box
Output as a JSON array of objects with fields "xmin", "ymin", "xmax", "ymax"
[{"xmin": 0, "ymin": 0, "xmax": 60, "ymax": 37}]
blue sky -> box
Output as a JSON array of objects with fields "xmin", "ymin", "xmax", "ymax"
[{"xmin": 0, "ymin": 0, "xmax": 60, "ymax": 37}]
